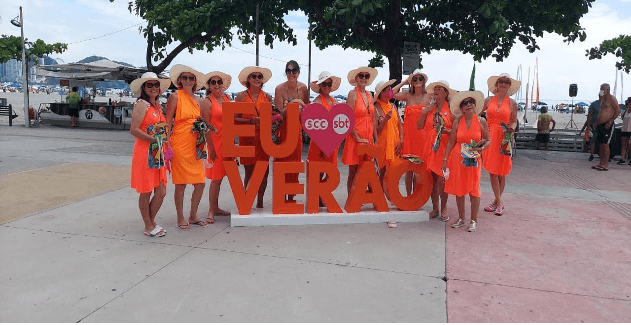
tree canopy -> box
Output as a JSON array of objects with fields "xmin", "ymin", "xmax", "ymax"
[
  {"xmin": 0, "ymin": 35, "xmax": 67, "ymax": 64},
  {"xmin": 586, "ymin": 35, "xmax": 631, "ymax": 74},
  {"xmin": 117, "ymin": 0, "xmax": 301, "ymax": 73}
]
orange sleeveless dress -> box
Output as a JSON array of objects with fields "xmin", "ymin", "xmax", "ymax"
[
  {"xmin": 171, "ymin": 90, "xmax": 205, "ymax": 184},
  {"xmin": 307, "ymin": 94, "xmax": 338, "ymax": 165},
  {"xmin": 402, "ymin": 104, "xmax": 426, "ymax": 159},
  {"xmin": 341, "ymin": 88, "xmax": 375, "ymax": 166},
  {"xmin": 445, "ymin": 117, "xmax": 482, "ymax": 197},
  {"xmin": 205, "ymin": 94, "xmax": 230, "ymax": 180},
  {"xmin": 275, "ymin": 99, "xmax": 303, "ymax": 184},
  {"xmin": 427, "ymin": 101, "xmax": 453, "ymax": 177},
  {"xmin": 483, "ymin": 96, "xmax": 512, "ymax": 176},
  {"xmin": 239, "ymin": 90, "xmax": 271, "ymax": 166},
  {"xmin": 375, "ymin": 99, "xmax": 402, "ymax": 169},
  {"xmin": 131, "ymin": 100, "xmax": 167, "ymax": 193}
]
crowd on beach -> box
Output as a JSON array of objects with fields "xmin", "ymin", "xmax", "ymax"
[{"xmin": 128, "ymin": 60, "xmax": 531, "ymax": 237}]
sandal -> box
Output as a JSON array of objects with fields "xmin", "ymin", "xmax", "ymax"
[
  {"xmin": 494, "ymin": 205, "xmax": 504, "ymax": 216},
  {"xmin": 429, "ymin": 211, "xmax": 440, "ymax": 219},
  {"xmin": 441, "ymin": 213, "xmax": 450, "ymax": 222},
  {"xmin": 467, "ymin": 220, "xmax": 478, "ymax": 232},
  {"xmin": 205, "ymin": 216, "xmax": 215, "ymax": 224},
  {"xmin": 387, "ymin": 221, "xmax": 398, "ymax": 228},
  {"xmin": 617, "ymin": 159, "xmax": 626, "ymax": 165},
  {"xmin": 484, "ymin": 203, "xmax": 497, "ymax": 212},
  {"xmin": 451, "ymin": 218, "xmax": 465, "ymax": 228},
  {"xmin": 190, "ymin": 220, "xmax": 208, "ymax": 228},
  {"xmin": 144, "ymin": 226, "xmax": 166, "ymax": 237},
  {"xmin": 176, "ymin": 223, "xmax": 191, "ymax": 230}
]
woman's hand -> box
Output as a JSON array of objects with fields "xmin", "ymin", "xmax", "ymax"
[
  {"xmin": 442, "ymin": 128, "xmax": 451, "ymax": 135},
  {"xmin": 357, "ymin": 138, "xmax": 369, "ymax": 144}
]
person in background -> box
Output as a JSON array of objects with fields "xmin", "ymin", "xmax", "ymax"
[
  {"xmin": 536, "ymin": 106, "xmax": 556, "ymax": 150},
  {"xmin": 585, "ymin": 96, "xmax": 602, "ymax": 161},
  {"xmin": 165, "ymin": 64, "xmax": 210, "ymax": 230},
  {"xmin": 129, "ymin": 72, "xmax": 172, "ymax": 237},
  {"xmin": 443, "ymin": 91, "xmax": 490, "ymax": 232},
  {"xmin": 67, "ymin": 86, "xmax": 81, "ymax": 127},
  {"xmin": 617, "ymin": 97, "xmax": 631, "ymax": 165},
  {"xmin": 373, "ymin": 79, "xmax": 403, "ymax": 188},
  {"xmin": 482, "ymin": 73, "xmax": 519, "ymax": 216},
  {"xmin": 592, "ymin": 83, "xmax": 620, "ymax": 171},
  {"xmin": 201, "ymin": 71, "xmax": 233, "ymax": 223}
]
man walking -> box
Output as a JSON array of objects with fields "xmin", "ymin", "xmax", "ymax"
[{"xmin": 592, "ymin": 83, "xmax": 620, "ymax": 171}]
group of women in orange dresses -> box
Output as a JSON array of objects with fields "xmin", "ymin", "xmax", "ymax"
[{"xmin": 129, "ymin": 59, "xmax": 519, "ymax": 235}]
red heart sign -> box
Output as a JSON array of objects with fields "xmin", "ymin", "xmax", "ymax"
[{"xmin": 301, "ymin": 103, "xmax": 355, "ymax": 157}]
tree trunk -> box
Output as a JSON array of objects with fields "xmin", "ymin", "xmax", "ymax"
[{"xmin": 385, "ymin": 47, "xmax": 402, "ymax": 83}]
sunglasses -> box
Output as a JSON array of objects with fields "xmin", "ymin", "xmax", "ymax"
[
  {"xmin": 498, "ymin": 79, "xmax": 511, "ymax": 85},
  {"xmin": 208, "ymin": 79, "xmax": 223, "ymax": 86},
  {"xmin": 286, "ymin": 68, "xmax": 299, "ymax": 75},
  {"xmin": 412, "ymin": 76, "xmax": 425, "ymax": 82},
  {"xmin": 357, "ymin": 73, "xmax": 370, "ymax": 80},
  {"xmin": 250, "ymin": 74, "xmax": 264, "ymax": 80},
  {"xmin": 460, "ymin": 98, "xmax": 476, "ymax": 108},
  {"xmin": 320, "ymin": 81, "xmax": 333, "ymax": 88},
  {"xmin": 144, "ymin": 82, "xmax": 160, "ymax": 89},
  {"xmin": 180, "ymin": 75, "xmax": 196, "ymax": 81}
]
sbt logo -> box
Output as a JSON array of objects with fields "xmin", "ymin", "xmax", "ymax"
[{"xmin": 304, "ymin": 114, "xmax": 351, "ymax": 134}]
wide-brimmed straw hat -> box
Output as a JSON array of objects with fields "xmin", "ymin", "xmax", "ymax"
[
  {"xmin": 130, "ymin": 72, "xmax": 172, "ymax": 97},
  {"xmin": 238, "ymin": 66, "xmax": 272, "ymax": 87},
  {"xmin": 487, "ymin": 73, "xmax": 521, "ymax": 96},
  {"xmin": 169, "ymin": 64, "xmax": 207, "ymax": 90},
  {"xmin": 374, "ymin": 79, "xmax": 397, "ymax": 98},
  {"xmin": 310, "ymin": 71, "xmax": 341, "ymax": 93},
  {"xmin": 347, "ymin": 66, "xmax": 378, "ymax": 86},
  {"xmin": 408, "ymin": 69, "xmax": 428, "ymax": 84},
  {"xmin": 426, "ymin": 80, "xmax": 456, "ymax": 100},
  {"xmin": 204, "ymin": 71, "xmax": 232, "ymax": 92},
  {"xmin": 450, "ymin": 90, "xmax": 485, "ymax": 117}
]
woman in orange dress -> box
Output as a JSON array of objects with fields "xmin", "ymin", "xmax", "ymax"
[
  {"xmin": 308, "ymin": 71, "xmax": 342, "ymax": 164},
  {"xmin": 274, "ymin": 60, "xmax": 309, "ymax": 203},
  {"xmin": 417, "ymin": 81, "xmax": 456, "ymax": 221},
  {"xmin": 482, "ymin": 73, "xmax": 520, "ymax": 216},
  {"xmin": 342, "ymin": 66, "xmax": 379, "ymax": 194},
  {"xmin": 234, "ymin": 66, "xmax": 274, "ymax": 209},
  {"xmin": 201, "ymin": 71, "xmax": 232, "ymax": 223},
  {"xmin": 166, "ymin": 64, "xmax": 209, "ymax": 230},
  {"xmin": 443, "ymin": 91, "xmax": 490, "ymax": 232},
  {"xmin": 392, "ymin": 69, "xmax": 432, "ymax": 196},
  {"xmin": 374, "ymin": 79, "xmax": 403, "ymax": 189},
  {"xmin": 130, "ymin": 72, "xmax": 172, "ymax": 237}
]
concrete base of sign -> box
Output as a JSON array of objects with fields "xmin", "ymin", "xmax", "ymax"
[{"xmin": 231, "ymin": 206, "xmax": 429, "ymax": 227}]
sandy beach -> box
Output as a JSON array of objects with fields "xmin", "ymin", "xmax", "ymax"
[{"xmin": 0, "ymin": 91, "xmax": 594, "ymax": 130}]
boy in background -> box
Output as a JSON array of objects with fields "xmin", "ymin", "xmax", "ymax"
[{"xmin": 536, "ymin": 106, "xmax": 556, "ymax": 150}]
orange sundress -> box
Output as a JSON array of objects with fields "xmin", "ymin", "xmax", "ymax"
[
  {"xmin": 131, "ymin": 100, "xmax": 168, "ymax": 193},
  {"xmin": 275, "ymin": 99, "xmax": 303, "ymax": 184},
  {"xmin": 445, "ymin": 116, "xmax": 482, "ymax": 197},
  {"xmin": 170, "ymin": 89, "xmax": 205, "ymax": 184},
  {"xmin": 341, "ymin": 87, "xmax": 375, "ymax": 166},
  {"xmin": 205, "ymin": 94, "xmax": 231, "ymax": 180},
  {"xmin": 483, "ymin": 96, "xmax": 512, "ymax": 176},
  {"xmin": 401, "ymin": 104, "xmax": 426, "ymax": 160},
  {"xmin": 239, "ymin": 90, "xmax": 270, "ymax": 166},
  {"xmin": 307, "ymin": 94, "xmax": 338, "ymax": 165},
  {"xmin": 427, "ymin": 101, "xmax": 453, "ymax": 177},
  {"xmin": 375, "ymin": 99, "xmax": 402, "ymax": 170}
]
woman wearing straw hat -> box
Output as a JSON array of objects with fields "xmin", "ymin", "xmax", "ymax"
[
  {"xmin": 341, "ymin": 66, "xmax": 379, "ymax": 194},
  {"xmin": 234, "ymin": 66, "xmax": 273, "ymax": 209},
  {"xmin": 130, "ymin": 72, "xmax": 172, "ymax": 237},
  {"xmin": 418, "ymin": 80, "xmax": 456, "ymax": 221},
  {"xmin": 482, "ymin": 73, "xmax": 520, "ymax": 216},
  {"xmin": 442, "ymin": 91, "xmax": 490, "ymax": 232},
  {"xmin": 374, "ymin": 79, "xmax": 404, "ymax": 188},
  {"xmin": 274, "ymin": 60, "xmax": 310, "ymax": 203},
  {"xmin": 201, "ymin": 71, "xmax": 232, "ymax": 223},
  {"xmin": 392, "ymin": 69, "xmax": 432, "ymax": 196},
  {"xmin": 308, "ymin": 71, "xmax": 342, "ymax": 166},
  {"xmin": 166, "ymin": 64, "xmax": 210, "ymax": 230}
]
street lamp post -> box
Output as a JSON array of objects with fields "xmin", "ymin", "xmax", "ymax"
[{"xmin": 12, "ymin": 7, "xmax": 29, "ymax": 127}]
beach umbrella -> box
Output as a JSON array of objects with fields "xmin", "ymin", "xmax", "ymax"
[{"xmin": 576, "ymin": 102, "xmax": 588, "ymax": 106}]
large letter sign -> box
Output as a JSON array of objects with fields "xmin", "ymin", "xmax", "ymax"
[{"xmin": 222, "ymin": 102, "xmax": 432, "ymax": 216}]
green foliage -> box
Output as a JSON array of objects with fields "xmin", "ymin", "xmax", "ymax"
[
  {"xmin": 115, "ymin": 0, "xmax": 301, "ymax": 73},
  {"xmin": 0, "ymin": 35, "xmax": 67, "ymax": 64},
  {"xmin": 586, "ymin": 35, "xmax": 631, "ymax": 73},
  {"xmin": 368, "ymin": 54, "xmax": 384, "ymax": 68}
]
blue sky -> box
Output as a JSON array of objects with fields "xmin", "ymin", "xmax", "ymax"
[{"xmin": 2, "ymin": 0, "xmax": 630, "ymax": 105}]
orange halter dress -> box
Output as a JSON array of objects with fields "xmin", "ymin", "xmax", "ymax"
[
  {"xmin": 401, "ymin": 104, "xmax": 426, "ymax": 160},
  {"xmin": 341, "ymin": 87, "xmax": 375, "ymax": 166},
  {"xmin": 444, "ymin": 116, "xmax": 483, "ymax": 197},
  {"xmin": 375, "ymin": 99, "xmax": 402, "ymax": 170},
  {"xmin": 131, "ymin": 100, "xmax": 167, "ymax": 193},
  {"xmin": 427, "ymin": 101, "xmax": 453, "ymax": 177},
  {"xmin": 239, "ymin": 90, "xmax": 271, "ymax": 166},
  {"xmin": 307, "ymin": 94, "xmax": 338, "ymax": 165},
  {"xmin": 483, "ymin": 96, "xmax": 512, "ymax": 176},
  {"xmin": 170, "ymin": 89, "xmax": 205, "ymax": 184},
  {"xmin": 205, "ymin": 94, "xmax": 231, "ymax": 181}
]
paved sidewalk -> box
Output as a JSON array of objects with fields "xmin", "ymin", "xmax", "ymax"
[{"xmin": 1, "ymin": 125, "xmax": 630, "ymax": 322}]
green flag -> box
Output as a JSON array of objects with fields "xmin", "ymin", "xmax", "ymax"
[{"xmin": 469, "ymin": 63, "xmax": 476, "ymax": 91}]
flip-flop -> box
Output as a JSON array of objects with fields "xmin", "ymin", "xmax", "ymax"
[
  {"xmin": 205, "ymin": 216, "xmax": 215, "ymax": 224},
  {"xmin": 428, "ymin": 211, "xmax": 439, "ymax": 219},
  {"xmin": 598, "ymin": 167, "xmax": 609, "ymax": 171},
  {"xmin": 190, "ymin": 220, "xmax": 208, "ymax": 228},
  {"xmin": 441, "ymin": 213, "xmax": 450, "ymax": 222},
  {"xmin": 144, "ymin": 226, "xmax": 166, "ymax": 237},
  {"xmin": 155, "ymin": 225, "xmax": 166, "ymax": 234},
  {"xmin": 176, "ymin": 223, "xmax": 191, "ymax": 231},
  {"xmin": 387, "ymin": 221, "xmax": 398, "ymax": 228},
  {"xmin": 592, "ymin": 165, "xmax": 604, "ymax": 170},
  {"xmin": 214, "ymin": 210, "xmax": 231, "ymax": 216}
]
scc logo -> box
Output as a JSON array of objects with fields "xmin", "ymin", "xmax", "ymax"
[{"xmin": 304, "ymin": 114, "xmax": 351, "ymax": 135}]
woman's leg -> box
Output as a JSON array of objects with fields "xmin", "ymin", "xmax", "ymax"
[
  {"xmin": 489, "ymin": 174, "xmax": 501, "ymax": 206},
  {"xmin": 438, "ymin": 176, "xmax": 449, "ymax": 217},
  {"xmin": 620, "ymin": 137, "xmax": 629, "ymax": 161},
  {"xmin": 208, "ymin": 179, "xmax": 229, "ymax": 222},
  {"xmin": 243, "ymin": 164, "xmax": 254, "ymax": 187},
  {"xmin": 470, "ymin": 195, "xmax": 480, "ymax": 223},
  {"xmin": 257, "ymin": 166, "xmax": 269, "ymax": 208},
  {"xmin": 456, "ymin": 195, "xmax": 465, "ymax": 220},
  {"xmin": 174, "ymin": 184, "xmax": 188, "ymax": 227},
  {"xmin": 189, "ymin": 183, "xmax": 205, "ymax": 223},
  {"xmin": 347, "ymin": 165, "xmax": 358, "ymax": 194},
  {"xmin": 139, "ymin": 193, "xmax": 154, "ymax": 233},
  {"xmin": 430, "ymin": 172, "xmax": 440, "ymax": 218},
  {"xmin": 149, "ymin": 184, "xmax": 166, "ymax": 226},
  {"xmin": 405, "ymin": 171, "xmax": 414, "ymax": 196},
  {"xmin": 498, "ymin": 175, "xmax": 506, "ymax": 201}
]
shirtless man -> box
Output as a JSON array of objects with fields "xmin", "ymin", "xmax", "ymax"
[
  {"xmin": 593, "ymin": 83, "xmax": 620, "ymax": 171},
  {"xmin": 274, "ymin": 60, "xmax": 310, "ymax": 203}
]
